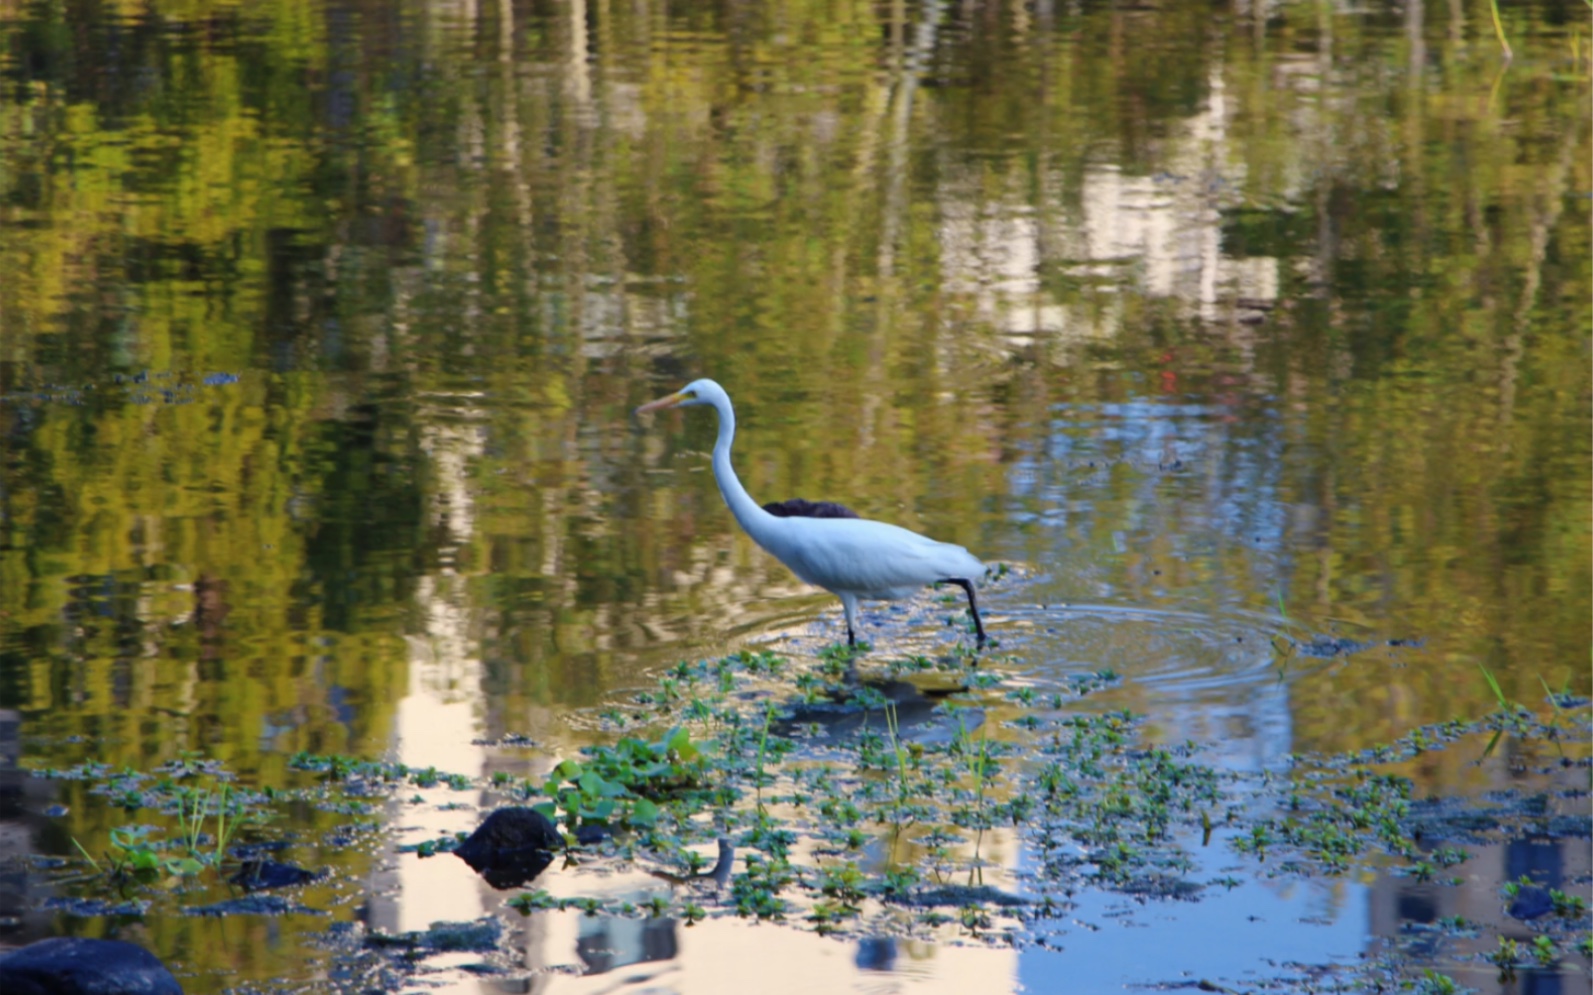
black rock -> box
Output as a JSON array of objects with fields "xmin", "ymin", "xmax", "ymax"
[
  {"xmin": 229, "ymin": 859, "xmax": 324, "ymax": 892},
  {"xmin": 1507, "ymin": 885, "xmax": 1554, "ymax": 921},
  {"xmin": 0, "ymin": 937, "xmax": 183, "ymax": 995},
  {"xmin": 456, "ymin": 807, "xmax": 563, "ymax": 854},
  {"xmin": 453, "ymin": 807, "xmax": 562, "ymax": 890}
]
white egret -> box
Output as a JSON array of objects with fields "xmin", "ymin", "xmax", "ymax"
[{"xmin": 637, "ymin": 379, "xmax": 987, "ymax": 647}]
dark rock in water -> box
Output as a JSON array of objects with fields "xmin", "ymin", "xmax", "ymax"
[
  {"xmin": 453, "ymin": 807, "xmax": 562, "ymax": 890},
  {"xmin": 1507, "ymin": 885, "xmax": 1555, "ymax": 921},
  {"xmin": 471, "ymin": 731, "xmax": 539, "ymax": 747},
  {"xmin": 229, "ymin": 859, "xmax": 324, "ymax": 892},
  {"xmin": 42, "ymin": 897, "xmax": 151, "ymax": 918},
  {"xmin": 420, "ymin": 918, "xmax": 504, "ymax": 952},
  {"xmin": 573, "ymin": 823, "xmax": 612, "ymax": 846},
  {"xmin": 886, "ymin": 884, "xmax": 1031, "ymax": 908},
  {"xmin": 1295, "ymin": 636, "xmax": 1373, "ymax": 659},
  {"xmin": 184, "ymin": 894, "xmax": 321, "ymax": 917},
  {"xmin": 1121, "ymin": 874, "xmax": 1204, "ymax": 900},
  {"xmin": 0, "ymin": 936, "xmax": 183, "ymax": 995},
  {"xmin": 456, "ymin": 806, "xmax": 563, "ymax": 855},
  {"xmin": 361, "ymin": 917, "xmax": 505, "ymax": 954}
]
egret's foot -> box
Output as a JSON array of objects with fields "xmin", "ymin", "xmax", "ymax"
[{"xmin": 943, "ymin": 577, "xmax": 987, "ymax": 647}]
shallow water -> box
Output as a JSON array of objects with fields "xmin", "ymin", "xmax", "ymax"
[{"xmin": 1, "ymin": 0, "xmax": 1589, "ymax": 991}]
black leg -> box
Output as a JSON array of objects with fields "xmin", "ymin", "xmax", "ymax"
[
  {"xmin": 946, "ymin": 578, "xmax": 986, "ymax": 646},
  {"xmin": 847, "ymin": 623, "xmax": 857, "ymax": 647}
]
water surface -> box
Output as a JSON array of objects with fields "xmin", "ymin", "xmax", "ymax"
[{"xmin": 0, "ymin": 0, "xmax": 1588, "ymax": 990}]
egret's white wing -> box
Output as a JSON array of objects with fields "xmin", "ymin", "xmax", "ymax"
[{"xmin": 763, "ymin": 517, "xmax": 982, "ymax": 597}]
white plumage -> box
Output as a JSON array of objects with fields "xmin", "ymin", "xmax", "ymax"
[{"xmin": 637, "ymin": 378, "xmax": 987, "ymax": 647}]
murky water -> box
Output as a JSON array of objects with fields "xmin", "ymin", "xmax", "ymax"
[{"xmin": 1, "ymin": 0, "xmax": 1588, "ymax": 991}]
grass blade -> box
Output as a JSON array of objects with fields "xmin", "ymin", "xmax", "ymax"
[
  {"xmin": 70, "ymin": 836, "xmax": 101, "ymax": 873},
  {"xmin": 1478, "ymin": 664, "xmax": 1508, "ymax": 709}
]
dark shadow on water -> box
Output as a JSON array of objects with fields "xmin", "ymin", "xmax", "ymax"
[{"xmin": 770, "ymin": 675, "xmax": 975, "ymax": 747}]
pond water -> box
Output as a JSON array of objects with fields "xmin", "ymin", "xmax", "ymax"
[{"xmin": 1, "ymin": 0, "xmax": 1588, "ymax": 992}]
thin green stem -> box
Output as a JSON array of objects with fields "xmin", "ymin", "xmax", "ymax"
[
  {"xmin": 884, "ymin": 702, "xmax": 912, "ymax": 828},
  {"xmin": 214, "ymin": 784, "xmax": 231, "ymax": 861},
  {"xmin": 70, "ymin": 836, "xmax": 101, "ymax": 873},
  {"xmin": 1478, "ymin": 664, "xmax": 1508, "ymax": 709},
  {"xmin": 1488, "ymin": 0, "xmax": 1513, "ymax": 59},
  {"xmin": 970, "ymin": 723, "xmax": 990, "ymax": 885},
  {"xmin": 754, "ymin": 701, "xmax": 773, "ymax": 817}
]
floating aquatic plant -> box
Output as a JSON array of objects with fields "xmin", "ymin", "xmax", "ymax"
[{"xmin": 23, "ymin": 630, "xmax": 1589, "ymax": 995}]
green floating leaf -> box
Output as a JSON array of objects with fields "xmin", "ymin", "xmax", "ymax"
[{"xmin": 630, "ymin": 798, "xmax": 660, "ymax": 827}]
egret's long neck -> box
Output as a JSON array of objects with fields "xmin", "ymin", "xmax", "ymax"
[{"xmin": 709, "ymin": 396, "xmax": 775, "ymax": 540}]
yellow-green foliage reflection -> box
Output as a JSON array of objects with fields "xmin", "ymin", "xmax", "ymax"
[{"xmin": 0, "ymin": 0, "xmax": 1586, "ymax": 896}]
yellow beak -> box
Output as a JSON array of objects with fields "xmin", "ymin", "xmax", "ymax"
[{"xmin": 636, "ymin": 390, "xmax": 688, "ymax": 415}]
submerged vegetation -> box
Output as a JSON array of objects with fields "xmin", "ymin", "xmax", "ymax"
[{"xmin": 37, "ymin": 758, "xmax": 261, "ymax": 884}]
